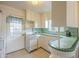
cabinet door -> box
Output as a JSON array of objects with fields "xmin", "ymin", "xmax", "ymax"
[
  {"xmin": 0, "ymin": 13, "xmax": 2, "ymax": 38},
  {"xmin": 52, "ymin": 1, "xmax": 66, "ymax": 27},
  {"xmin": 38, "ymin": 36, "xmax": 44, "ymax": 47},
  {"xmin": 43, "ymin": 36, "xmax": 58, "ymax": 51},
  {"xmin": 38, "ymin": 35, "xmax": 58, "ymax": 51},
  {"xmin": 67, "ymin": 2, "xmax": 78, "ymax": 27},
  {"xmin": 26, "ymin": 10, "xmax": 35, "ymax": 21},
  {"xmin": 26, "ymin": 10, "xmax": 31, "ymax": 21},
  {"xmin": 30, "ymin": 36, "xmax": 37, "ymax": 51},
  {"xmin": 25, "ymin": 35, "xmax": 30, "ymax": 52}
]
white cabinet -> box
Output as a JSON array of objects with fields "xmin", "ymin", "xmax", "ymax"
[
  {"xmin": 67, "ymin": 1, "xmax": 78, "ymax": 27},
  {"xmin": 52, "ymin": 1, "xmax": 79, "ymax": 27},
  {"xmin": 52, "ymin": 1, "xmax": 66, "ymax": 27},
  {"xmin": 25, "ymin": 34, "xmax": 38, "ymax": 52},
  {"xmin": 25, "ymin": 9, "xmax": 41, "ymax": 28},
  {"xmin": 38, "ymin": 35, "xmax": 58, "ymax": 52},
  {"xmin": 0, "ymin": 12, "xmax": 5, "ymax": 58},
  {"xmin": 26, "ymin": 9, "xmax": 36, "ymax": 21},
  {"xmin": 30, "ymin": 38, "xmax": 37, "ymax": 51}
]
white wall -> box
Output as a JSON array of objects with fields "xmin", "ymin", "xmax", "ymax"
[
  {"xmin": 67, "ymin": 1, "xmax": 78, "ymax": 27},
  {"xmin": 0, "ymin": 4, "xmax": 25, "ymax": 53},
  {"xmin": 52, "ymin": 1, "xmax": 66, "ymax": 27}
]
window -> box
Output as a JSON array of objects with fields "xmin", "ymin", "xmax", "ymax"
[
  {"xmin": 7, "ymin": 16, "xmax": 23, "ymax": 35},
  {"xmin": 45, "ymin": 19, "xmax": 49, "ymax": 28},
  {"xmin": 45, "ymin": 19, "xmax": 52, "ymax": 31},
  {"xmin": 52, "ymin": 27, "xmax": 58, "ymax": 33},
  {"xmin": 52, "ymin": 27, "xmax": 65, "ymax": 33},
  {"xmin": 60, "ymin": 27, "xmax": 65, "ymax": 32},
  {"xmin": 45, "ymin": 19, "xmax": 65, "ymax": 34},
  {"xmin": 10, "ymin": 22, "xmax": 22, "ymax": 33}
]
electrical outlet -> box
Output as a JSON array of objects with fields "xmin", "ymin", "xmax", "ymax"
[{"xmin": 0, "ymin": 10, "xmax": 2, "ymax": 13}]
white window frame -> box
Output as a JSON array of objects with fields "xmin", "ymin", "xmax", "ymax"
[
  {"xmin": 7, "ymin": 16, "xmax": 23, "ymax": 35},
  {"xmin": 45, "ymin": 19, "xmax": 52, "ymax": 31}
]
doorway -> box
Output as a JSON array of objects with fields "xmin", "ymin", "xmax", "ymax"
[{"xmin": 6, "ymin": 16, "xmax": 24, "ymax": 53}]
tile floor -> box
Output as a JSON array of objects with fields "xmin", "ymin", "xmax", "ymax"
[{"xmin": 6, "ymin": 48, "xmax": 50, "ymax": 58}]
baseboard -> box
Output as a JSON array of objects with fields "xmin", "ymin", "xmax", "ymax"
[
  {"xmin": 6, "ymin": 47, "xmax": 50, "ymax": 55},
  {"xmin": 25, "ymin": 47, "xmax": 41, "ymax": 53},
  {"xmin": 40, "ymin": 47, "xmax": 51, "ymax": 54},
  {"xmin": 6, "ymin": 48, "xmax": 25, "ymax": 55},
  {"xmin": 26, "ymin": 47, "xmax": 50, "ymax": 54}
]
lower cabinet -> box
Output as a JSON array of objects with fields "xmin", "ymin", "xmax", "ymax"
[
  {"xmin": 25, "ymin": 34, "xmax": 38, "ymax": 52},
  {"xmin": 38, "ymin": 35, "xmax": 58, "ymax": 52},
  {"xmin": 30, "ymin": 38, "xmax": 37, "ymax": 51},
  {"xmin": 25, "ymin": 34, "xmax": 58, "ymax": 53}
]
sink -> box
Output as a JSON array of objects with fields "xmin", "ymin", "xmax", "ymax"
[{"xmin": 29, "ymin": 34, "xmax": 41, "ymax": 40}]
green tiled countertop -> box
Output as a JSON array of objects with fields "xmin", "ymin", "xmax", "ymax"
[
  {"xmin": 48, "ymin": 36, "xmax": 79, "ymax": 52},
  {"xmin": 33, "ymin": 28, "xmax": 79, "ymax": 52},
  {"xmin": 37, "ymin": 33, "xmax": 58, "ymax": 37}
]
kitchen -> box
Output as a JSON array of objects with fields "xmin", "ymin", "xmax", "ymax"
[{"xmin": 0, "ymin": 1, "xmax": 79, "ymax": 58}]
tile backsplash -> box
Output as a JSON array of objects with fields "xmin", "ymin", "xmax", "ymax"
[{"xmin": 26, "ymin": 27, "xmax": 78, "ymax": 38}]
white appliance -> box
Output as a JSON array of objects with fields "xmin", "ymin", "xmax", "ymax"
[
  {"xmin": 0, "ymin": 11, "xmax": 5, "ymax": 58},
  {"xmin": 0, "ymin": 40, "xmax": 5, "ymax": 58},
  {"xmin": 25, "ymin": 29, "xmax": 40, "ymax": 52}
]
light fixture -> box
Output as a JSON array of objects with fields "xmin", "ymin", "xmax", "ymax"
[{"xmin": 31, "ymin": 0, "xmax": 41, "ymax": 5}]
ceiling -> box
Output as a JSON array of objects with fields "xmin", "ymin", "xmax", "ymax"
[{"xmin": 0, "ymin": 1, "xmax": 52, "ymax": 13}]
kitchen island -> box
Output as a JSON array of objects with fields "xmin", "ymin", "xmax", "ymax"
[
  {"xmin": 48, "ymin": 36, "xmax": 78, "ymax": 52},
  {"xmin": 48, "ymin": 36, "xmax": 79, "ymax": 58}
]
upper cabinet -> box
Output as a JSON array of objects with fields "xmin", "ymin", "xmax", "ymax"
[
  {"xmin": 26, "ymin": 9, "xmax": 34, "ymax": 21},
  {"xmin": 67, "ymin": 1, "xmax": 78, "ymax": 27},
  {"xmin": 25, "ymin": 9, "xmax": 40, "ymax": 28},
  {"xmin": 52, "ymin": 1, "xmax": 79, "ymax": 27},
  {"xmin": 26, "ymin": 9, "xmax": 39, "ymax": 21},
  {"xmin": 52, "ymin": 1, "xmax": 66, "ymax": 27},
  {"xmin": 39, "ymin": 12, "xmax": 52, "ymax": 28}
]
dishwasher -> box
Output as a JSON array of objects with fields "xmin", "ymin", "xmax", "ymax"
[{"xmin": 25, "ymin": 34, "xmax": 38, "ymax": 52}]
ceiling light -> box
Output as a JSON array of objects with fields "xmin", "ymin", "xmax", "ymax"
[{"xmin": 31, "ymin": 0, "xmax": 41, "ymax": 5}]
